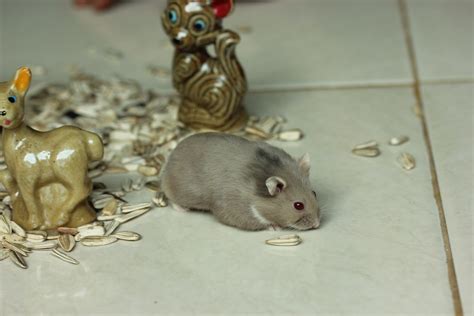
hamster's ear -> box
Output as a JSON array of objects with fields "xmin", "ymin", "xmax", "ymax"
[
  {"xmin": 298, "ymin": 153, "xmax": 310, "ymax": 176},
  {"xmin": 265, "ymin": 176, "xmax": 287, "ymax": 196},
  {"xmin": 11, "ymin": 67, "xmax": 32, "ymax": 95},
  {"xmin": 210, "ymin": 0, "xmax": 233, "ymax": 19}
]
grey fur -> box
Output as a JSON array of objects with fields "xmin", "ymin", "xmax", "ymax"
[{"xmin": 160, "ymin": 132, "xmax": 320, "ymax": 231}]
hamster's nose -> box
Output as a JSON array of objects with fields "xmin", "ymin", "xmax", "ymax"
[{"xmin": 172, "ymin": 38, "xmax": 182, "ymax": 45}]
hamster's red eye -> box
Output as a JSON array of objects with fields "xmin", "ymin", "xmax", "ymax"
[{"xmin": 294, "ymin": 202, "xmax": 304, "ymax": 211}]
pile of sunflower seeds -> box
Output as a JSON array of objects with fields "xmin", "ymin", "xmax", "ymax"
[{"xmin": 0, "ymin": 70, "xmax": 304, "ymax": 269}]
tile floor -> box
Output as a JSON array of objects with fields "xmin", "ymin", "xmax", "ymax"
[{"xmin": 0, "ymin": 0, "xmax": 472, "ymax": 315}]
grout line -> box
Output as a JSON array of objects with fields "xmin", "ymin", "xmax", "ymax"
[
  {"xmin": 422, "ymin": 78, "xmax": 474, "ymax": 86},
  {"xmin": 398, "ymin": 1, "xmax": 463, "ymax": 316}
]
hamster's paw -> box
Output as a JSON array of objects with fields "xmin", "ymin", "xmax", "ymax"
[{"xmin": 171, "ymin": 202, "xmax": 190, "ymax": 212}]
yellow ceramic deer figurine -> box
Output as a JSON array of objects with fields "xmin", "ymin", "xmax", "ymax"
[{"xmin": 0, "ymin": 67, "xmax": 104, "ymax": 230}]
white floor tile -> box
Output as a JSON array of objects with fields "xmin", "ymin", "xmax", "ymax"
[
  {"xmin": 422, "ymin": 83, "xmax": 473, "ymax": 315},
  {"xmin": 0, "ymin": 0, "xmax": 412, "ymax": 91},
  {"xmin": 407, "ymin": 0, "xmax": 474, "ymax": 81},
  {"xmin": 1, "ymin": 88, "xmax": 454, "ymax": 315}
]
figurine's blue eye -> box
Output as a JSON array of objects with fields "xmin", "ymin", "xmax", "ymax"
[
  {"xmin": 168, "ymin": 9, "xmax": 178, "ymax": 24},
  {"xmin": 193, "ymin": 19, "xmax": 207, "ymax": 32},
  {"xmin": 7, "ymin": 96, "xmax": 16, "ymax": 103}
]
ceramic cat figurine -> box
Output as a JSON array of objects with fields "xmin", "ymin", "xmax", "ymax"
[
  {"xmin": 161, "ymin": 0, "xmax": 248, "ymax": 131},
  {"xmin": 0, "ymin": 67, "xmax": 104, "ymax": 230}
]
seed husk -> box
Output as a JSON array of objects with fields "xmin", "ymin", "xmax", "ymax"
[
  {"xmin": 102, "ymin": 199, "xmax": 118, "ymax": 216},
  {"xmin": 105, "ymin": 220, "xmax": 121, "ymax": 236},
  {"xmin": 152, "ymin": 192, "xmax": 167, "ymax": 207},
  {"xmin": 112, "ymin": 231, "xmax": 141, "ymax": 241},
  {"xmin": 245, "ymin": 126, "xmax": 271, "ymax": 140},
  {"xmin": 265, "ymin": 234, "xmax": 303, "ymax": 246},
  {"xmin": 97, "ymin": 214, "xmax": 121, "ymax": 221},
  {"xmin": 388, "ymin": 136, "xmax": 409, "ymax": 146},
  {"xmin": 4, "ymin": 233, "xmax": 25, "ymax": 243},
  {"xmin": 398, "ymin": 152, "xmax": 416, "ymax": 170},
  {"xmin": 2, "ymin": 241, "xmax": 30, "ymax": 256},
  {"xmin": 115, "ymin": 207, "xmax": 150, "ymax": 224},
  {"xmin": 57, "ymin": 227, "xmax": 79, "ymax": 235},
  {"xmin": 9, "ymin": 250, "xmax": 27, "ymax": 269},
  {"xmin": 52, "ymin": 249, "xmax": 79, "ymax": 265},
  {"xmin": 352, "ymin": 140, "xmax": 380, "ymax": 157},
  {"xmin": 23, "ymin": 240, "xmax": 58, "ymax": 250},
  {"xmin": 0, "ymin": 214, "xmax": 11, "ymax": 234},
  {"xmin": 26, "ymin": 231, "xmax": 47, "ymax": 242},
  {"xmin": 144, "ymin": 180, "xmax": 161, "ymax": 192},
  {"xmin": 278, "ymin": 129, "xmax": 304, "ymax": 141},
  {"xmin": 10, "ymin": 221, "xmax": 26, "ymax": 238},
  {"xmin": 81, "ymin": 236, "xmax": 118, "ymax": 247},
  {"xmin": 59, "ymin": 234, "xmax": 76, "ymax": 252},
  {"xmin": 138, "ymin": 165, "xmax": 159, "ymax": 177},
  {"xmin": 121, "ymin": 203, "xmax": 152, "ymax": 214}
]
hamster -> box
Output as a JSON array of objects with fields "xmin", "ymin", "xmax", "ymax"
[{"xmin": 160, "ymin": 133, "xmax": 321, "ymax": 231}]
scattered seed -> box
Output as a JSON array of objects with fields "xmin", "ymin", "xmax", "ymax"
[
  {"xmin": 57, "ymin": 227, "xmax": 78, "ymax": 235},
  {"xmin": 138, "ymin": 165, "xmax": 159, "ymax": 177},
  {"xmin": 0, "ymin": 248, "xmax": 9, "ymax": 261},
  {"xmin": 121, "ymin": 203, "xmax": 152, "ymax": 214},
  {"xmin": 102, "ymin": 199, "xmax": 119, "ymax": 216},
  {"xmin": 81, "ymin": 236, "xmax": 118, "ymax": 247},
  {"xmin": 113, "ymin": 231, "xmax": 141, "ymax": 241},
  {"xmin": 59, "ymin": 234, "xmax": 76, "ymax": 252},
  {"xmin": 352, "ymin": 140, "xmax": 380, "ymax": 157},
  {"xmin": 398, "ymin": 152, "xmax": 416, "ymax": 170},
  {"xmin": 23, "ymin": 240, "xmax": 58, "ymax": 250},
  {"xmin": 52, "ymin": 249, "xmax": 79, "ymax": 265},
  {"xmin": 278, "ymin": 129, "xmax": 304, "ymax": 141},
  {"xmin": 105, "ymin": 220, "xmax": 121, "ymax": 236},
  {"xmin": 152, "ymin": 192, "xmax": 167, "ymax": 207},
  {"xmin": 10, "ymin": 221, "xmax": 26, "ymax": 238},
  {"xmin": 2, "ymin": 241, "xmax": 30, "ymax": 257},
  {"xmin": 116, "ymin": 207, "xmax": 150, "ymax": 224},
  {"xmin": 26, "ymin": 231, "xmax": 47, "ymax": 242},
  {"xmin": 388, "ymin": 136, "xmax": 409, "ymax": 146},
  {"xmin": 245, "ymin": 126, "xmax": 271, "ymax": 140},
  {"xmin": 265, "ymin": 234, "xmax": 303, "ymax": 246},
  {"xmin": 9, "ymin": 250, "xmax": 27, "ymax": 269}
]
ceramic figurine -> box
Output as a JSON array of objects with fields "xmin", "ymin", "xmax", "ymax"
[
  {"xmin": 162, "ymin": 0, "xmax": 248, "ymax": 131},
  {"xmin": 0, "ymin": 67, "xmax": 104, "ymax": 230}
]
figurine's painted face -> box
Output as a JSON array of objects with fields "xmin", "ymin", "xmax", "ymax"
[
  {"xmin": 162, "ymin": 0, "xmax": 222, "ymax": 51},
  {"xmin": 0, "ymin": 68, "xmax": 31, "ymax": 129}
]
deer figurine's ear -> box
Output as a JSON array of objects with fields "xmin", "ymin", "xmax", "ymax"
[
  {"xmin": 298, "ymin": 153, "xmax": 311, "ymax": 176},
  {"xmin": 210, "ymin": 0, "xmax": 233, "ymax": 19},
  {"xmin": 265, "ymin": 176, "xmax": 286, "ymax": 196},
  {"xmin": 11, "ymin": 67, "xmax": 32, "ymax": 95}
]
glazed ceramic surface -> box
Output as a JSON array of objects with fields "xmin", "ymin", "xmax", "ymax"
[
  {"xmin": 162, "ymin": 0, "xmax": 248, "ymax": 131},
  {"xmin": 0, "ymin": 67, "xmax": 104, "ymax": 230}
]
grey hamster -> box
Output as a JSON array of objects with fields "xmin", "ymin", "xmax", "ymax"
[{"xmin": 160, "ymin": 132, "xmax": 321, "ymax": 231}]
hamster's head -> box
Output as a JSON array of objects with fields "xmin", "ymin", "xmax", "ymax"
[
  {"xmin": 254, "ymin": 152, "xmax": 321, "ymax": 230},
  {"xmin": 0, "ymin": 67, "xmax": 31, "ymax": 130},
  {"xmin": 161, "ymin": 0, "xmax": 233, "ymax": 51}
]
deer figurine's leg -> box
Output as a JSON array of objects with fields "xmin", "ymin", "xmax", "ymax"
[{"xmin": 16, "ymin": 177, "xmax": 43, "ymax": 229}]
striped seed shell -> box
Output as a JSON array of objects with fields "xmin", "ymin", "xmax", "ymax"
[
  {"xmin": 9, "ymin": 250, "xmax": 27, "ymax": 269},
  {"xmin": 81, "ymin": 236, "xmax": 118, "ymax": 247},
  {"xmin": 113, "ymin": 231, "xmax": 141, "ymax": 241},
  {"xmin": 52, "ymin": 249, "xmax": 79, "ymax": 265},
  {"xmin": 102, "ymin": 198, "xmax": 119, "ymax": 216},
  {"xmin": 278, "ymin": 129, "xmax": 304, "ymax": 141},
  {"xmin": 265, "ymin": 234, "xmax": 303, "ymax": 246},
  {"xmin": 59, "ymin": 234, "xmax": 76, "ymax": 252},
  {"xmin": 398, "ymin": 152, "xmax": 416, "ymax": 170},
  {"xmin": 10, "ymin": 221, "xmax": 26, "ymax": 238},
  {"xmin": 388, "ymin": 135, "xmax": 409, "ymax": 146}
]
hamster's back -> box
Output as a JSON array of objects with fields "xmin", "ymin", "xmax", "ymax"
[{"xmin": 161, "ymin": 133, "xmax": 256, "ymax": 209}]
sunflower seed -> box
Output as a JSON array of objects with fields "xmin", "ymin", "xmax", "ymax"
[
  {"xmin": 112, "ymin": 231, "xmax": 141, "ymax": 241},
  {"xmin": 59, "ymin": 234, "xmax": 76, "ymax": 252},
  {"xmin": 10, "ymin": 221, "xmax": 26, "ymax": 238},
  {"xmin": 265, "ymin": 234, "xmax": 303, "ymax": 246},
  {"xmin": 352, "ymin": 140, "xmax": 380, "ymax": 157},
  {"xmin": 4, "ymin": 233, "xmax": 25, "ymax": 243},
  {"xmin": 75, "ymin": 225, "xmax": 105, "ymax": 241},
  {"xmin": 81, "ymin": 236, "xmax": 118, "ymax": 247},
  {"xmin": 57, "ymin": 227, "xmax": 78, "ymax": 235},
  {"xmin": 388, "ymin": 136, "xmax": 409, "ymax": 146},
  {"xmin": 152, "ymin": 192, "xmax": 167, "ymax": 207},
  {"xmin": 26, "ymin": 231, "xmax": 47, "ymax": 242},
  {"xmin": 2, "ymin": 241, "xmax": 30, "ymax": 256},
  {"xmin": 23, "ymin": 240, "xmax": 58, "ymax": 250},
  {"xmin": 245, "ymin": 126, "xmax": 271, "ymax": 140},
  {"xmin": 46, "ymin": 230, "xmax": 60, "ymax": 240},
  {"xmin": 102, "ymin": 198, "xmax": 118, "ymax": 216},
  {"xmin": 138, "ymin": 165, "xmax": 159, "ymax": 177},
  {"xmin": 52, "ymin": 249, "xmax": 79, "ymax": 265},
  {"xmin": 9, "ymin": 250, "xmax": 27, "ymax": 269},
  {"xmin": 145, "ymin": 180, "xmax": 161, "ymax": 192},
  {"xmin": 97, "ymin": 214, "xmax": 121, "ymax": 221},
  {"xmin": 121, "ymin": 203, "xmax": 152, "ymax": 214},
  {"xmin": 116, "ymin": 207, "xmax": 150, "ymax": 224},
  {"xmin": 0, "ymin": 214, "xmax": 11, "ymax": 234},
  {"xmin": 105, "ymin": 220, "xmax": 121, "ymax": 236},
  {"xmin": 278, "ymin": 129, "xmax": 304, "ymax": 141},
  {"xmin": 398, "ymin": 152, "xmax": 416, "ymax": 170}
]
